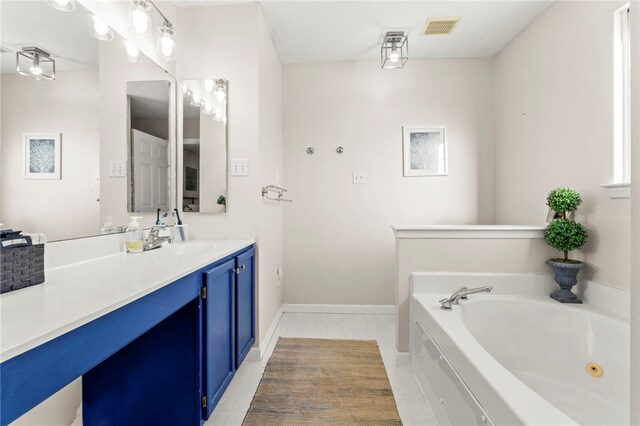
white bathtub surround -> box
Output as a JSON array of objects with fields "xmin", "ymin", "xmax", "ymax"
[
  {"xmin": 393, "ymin": 224, "xmax": 554, "ymax": 353},
  {"xmin": 410, "ymin": 272, "xmax": 630, "ymax": 426}
]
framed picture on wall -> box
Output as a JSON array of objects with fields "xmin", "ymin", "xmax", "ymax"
[
  {"xmin": 24, "ymin": 133, "xmax": 61, "ymax": 179},
  {"xmin": 402, "ymin": 126, "xmax": 447, "ymax": 177}
]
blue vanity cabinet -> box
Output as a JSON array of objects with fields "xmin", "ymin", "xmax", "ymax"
[
  {"xmin": 202, "ymin": 258, "xmax": 236, "ymax": 419},
  {"xmin": 235, "ymin": 247, "xmax": 255, "ymax": 368}
]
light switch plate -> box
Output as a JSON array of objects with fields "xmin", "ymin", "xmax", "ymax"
[
  {"xmin": 352, "ymin": 172, "xmax": 366, "ymax": 184},
  {"xmin": 231, "ymin": 159, "xmax": 249, "ymax": 176},
  {"xmin": 109, "ymin": 160, "xmax": 126, "ymax": 178}
]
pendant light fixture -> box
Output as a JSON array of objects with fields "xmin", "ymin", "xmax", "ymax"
[
  {"xmin": 90, "ymin": 15, "xmax": 114, "ymax": 41},
  {"xmin": 381, "ymin": 31, "xmax": 408, "ymax": 69},
  {"xmin": 16, "ymin": 47, "xmax": 56, "ymax": 80},
  {"xmin": 44, "ymin": 0, "xmax": 76, "ymax": 12}
]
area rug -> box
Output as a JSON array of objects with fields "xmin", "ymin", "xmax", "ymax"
[{"xmin": 243, "ymin": 337, "xmax": 403, "ymax": 425}]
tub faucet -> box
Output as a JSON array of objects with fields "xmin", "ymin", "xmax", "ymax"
[
  {"xmin": 439, "ymin": 286, "xmax": 492, "ymax": 311},
  {"xmin": 143, "ymin": 226, "xmax": 174, "ymax": 251}
]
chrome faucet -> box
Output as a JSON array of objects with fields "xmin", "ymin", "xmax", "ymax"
[
  {"xmin": 439, "ymin": 286, "xmax": 492, "ymax": 311},
  {"xmin": 143, "ymin": 226, "xmax": 174, "ymax": 251}
]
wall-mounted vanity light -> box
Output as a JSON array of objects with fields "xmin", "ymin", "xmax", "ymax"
[
  {"xmin": 123, "ymin": 40, "xmax": 142, "ymax": 63},
  {"xmin": 130, "ymin": 0, "xmax": 151, "ymax": 37},
  {"xmin": 191, "ymin": 92, "xmax": 202, "ymax": 107},
  {"xmin": 381, "ymin": 31, "xmax": 408, "ymax": 69},
  {"xmin": 215, "ymin": 80, "xmax": 227, "ymax": 103},
  {"xmin": 157, "ymin": 21, "xmax": 175, "ymax": 61},
  {"xmin": 90, "ymin": 15, "xmax": 114, "ymax": 41},
  {"xmin": 44, "ymin": 0, "xmax": 75, "ymax": 12},
  {"xmin": 126, "ymin": 0, "xmax": 177, "ymax": 61},
  {"xmin": 16, "ymin": 47, "xmax": 56, "ymax": 81}
]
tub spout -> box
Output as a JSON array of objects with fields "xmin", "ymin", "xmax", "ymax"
[{"xmin": 439, "ymin": 286, "xmax": 492, "ymax": 311}]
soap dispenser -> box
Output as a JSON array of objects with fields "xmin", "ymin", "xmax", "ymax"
[
  {"xmin": 125, "ymin": 216, "xmax": 143, "ymax": 253},
  {"xmin": 101, "ymin": 216, "xmax": 115, "ymax": 234}
]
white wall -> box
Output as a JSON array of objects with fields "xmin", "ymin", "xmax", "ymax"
[
  {"xmin": 257, "ymin": 5, "xmax": 284, "ymax": 347},
  {"xmin": 282, "ymin": 59, "xmax": 495, "ymax": 305},
  {"xmin": 495, "ymin": 0, "xmax": 631, "ymax": 290},
  {"xmin": 1, "ymin": 71, "xmax": 100, "ymax": 241},
  {"xmin": 177, "ymin": 3, "xmax": 284, "ymax": 346}
]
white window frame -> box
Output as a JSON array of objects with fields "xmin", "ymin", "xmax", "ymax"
[{"xmin": 605, "ymin": 4, "xmax": 632, "ymax": 198}]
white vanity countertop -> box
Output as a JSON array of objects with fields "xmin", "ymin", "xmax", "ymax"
[
  {"xmin": 0, "ymin": 239, "xmax": 254, "ymax": 362},
  {"xmin": 391, "ymin": 224, "xmax": 547, "ymax": 239}
]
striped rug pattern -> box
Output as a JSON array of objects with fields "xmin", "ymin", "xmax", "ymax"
[{"xmin": 243, "ymin": 337, "xmax": 402, "ymax": 425}]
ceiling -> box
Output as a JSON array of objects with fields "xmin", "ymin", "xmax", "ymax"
[
  {"xmin": 0, "ymin": 0, "xmax": 98, "ymax": 74},
  {"xmin": 258, "ymin": 1, "xmax": 552, "ymax": 63}
]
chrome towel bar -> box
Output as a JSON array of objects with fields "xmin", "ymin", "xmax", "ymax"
[{"xmin": 261, "ymin": 185, "xmax": 292, "ymax": 202}]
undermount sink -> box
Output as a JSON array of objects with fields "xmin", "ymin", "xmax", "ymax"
[{"xmin": 147, "ymin": 240, "xmax": 216, "ymax": 256}]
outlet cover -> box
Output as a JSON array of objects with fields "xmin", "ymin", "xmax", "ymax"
[
  {"xmin": 109, "ymin": 160, "xmax": 126, "ymax": 178},
  {"xmin": 231, "ymin": 159, "xmax": 249, "ymax": 176},
  {"xmin": 352, "ymin": 172, "xmax": 366, "ymax": 184}
]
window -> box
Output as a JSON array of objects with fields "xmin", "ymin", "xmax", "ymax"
[{"xmin": 613, "ymin": 4, "xmax": 631, "ymax": 184}]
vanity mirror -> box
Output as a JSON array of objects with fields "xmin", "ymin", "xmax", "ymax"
[
  {"xmin": 178, "ymin": 79, "xmax": 228, "ymax": 214},
  {"xmin": 0, "ymin": 0, "xmax": 176, "ymax": 241}
]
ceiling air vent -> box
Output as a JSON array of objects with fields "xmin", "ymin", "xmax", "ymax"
[{"xmin": 421, "ymin": 17, "xmax": 461, "ymax": 35}]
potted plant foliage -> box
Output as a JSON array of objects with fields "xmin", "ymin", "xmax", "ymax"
[{"xmin": 544, "ymin": 187, "xmax": 588, "ymax": 303}]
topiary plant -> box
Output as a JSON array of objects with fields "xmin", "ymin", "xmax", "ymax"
[
  {"xmin": 544, "ymin": 219, "xmax": 587, "ymax": 262},
  {"xmin": 546, "ymin": 187, "xmax": 582, "ymax": 218},
  {"xmin": 217, "ymin": 195, "xmax": 226, "ymax": 206},
  {"xmin": 544, "ymin": 187, "xmax": 588, "ymax": 262}
]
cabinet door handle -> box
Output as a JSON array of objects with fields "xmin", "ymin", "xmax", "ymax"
[{"xmin": 240, "ymin": 264, "xmax": 246, "ymax": 270}]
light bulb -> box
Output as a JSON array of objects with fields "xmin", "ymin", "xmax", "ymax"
[
  {"xmin": 160, "ymin": 33, "xmax": 174, "ymax": 58},
  {"xmin": 124, "ymin": 40, "xmax": 141, "ymax": 62},
  {"xmin": 191, "ymin": 92, "xmax": 201, "ymax": 106},
  {"xmin": 131, "ymin": 2, "xmax": 149, "ymax": 35},
  {"xmin": 91, "ymin": 15, "xmax": 114, "ymax": 41},
  {"xmin": 389, "ymin": 49, "xmax": 400, "ymax": 62},
  {"xmin": 93, "ymin": 16, "xmax": 109, "ymax": 36},
  {"xmin": 204, "ymin": 79, "xmax": 214, "ymax": 92},
  {"xmin": 215, "ymin": 85, "xmax": 225, "ymax": 103},
  {"xmin": 30, "ymin": 65, "xmax": 43, "ymax": 76},
  {"xmin": 157, "ymin": 22, "xmax": 175, "ymax": 61}
]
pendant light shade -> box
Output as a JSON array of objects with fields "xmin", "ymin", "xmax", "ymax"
[
  {"xmin": 130, "ymin": 0, "xmax": 151, "ymax": 37},
  {"xmin": 157, "ymin": 21, "xmax": 176, "ymax": 61}
]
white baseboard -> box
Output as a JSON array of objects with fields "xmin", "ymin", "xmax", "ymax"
[
  {"xmin": 282, "ymin": 304, "xmax": 395, "ymax": 315},
  {"xmin": 395, "ymin": 352, "xmax": 410, "ymax": 366},
  {"xmin": 247, "ymin": 304, "xmax": 284, "ymax": 361}
]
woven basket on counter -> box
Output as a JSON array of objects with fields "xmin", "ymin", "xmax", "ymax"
[{"xmin": 0, "ymin": 244, "xmax": 45, "ymax": 294}]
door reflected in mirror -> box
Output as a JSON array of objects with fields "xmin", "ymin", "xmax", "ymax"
[
  {"xmin": 180, "ymin": 79, "xmax": 228, "ymax": 214},
  {"xmin": 127, "ymin": 81, "xmax": 171, "ymax": 212}
]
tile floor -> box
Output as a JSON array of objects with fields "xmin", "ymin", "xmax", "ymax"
[{"xmin": 204, "ymin": 312, "xmax": 437, "ymax": 426}]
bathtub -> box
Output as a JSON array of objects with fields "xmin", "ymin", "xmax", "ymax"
[{"xmin": 410, "ymin": 273, "xmax": 630, "ymax": 426}]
